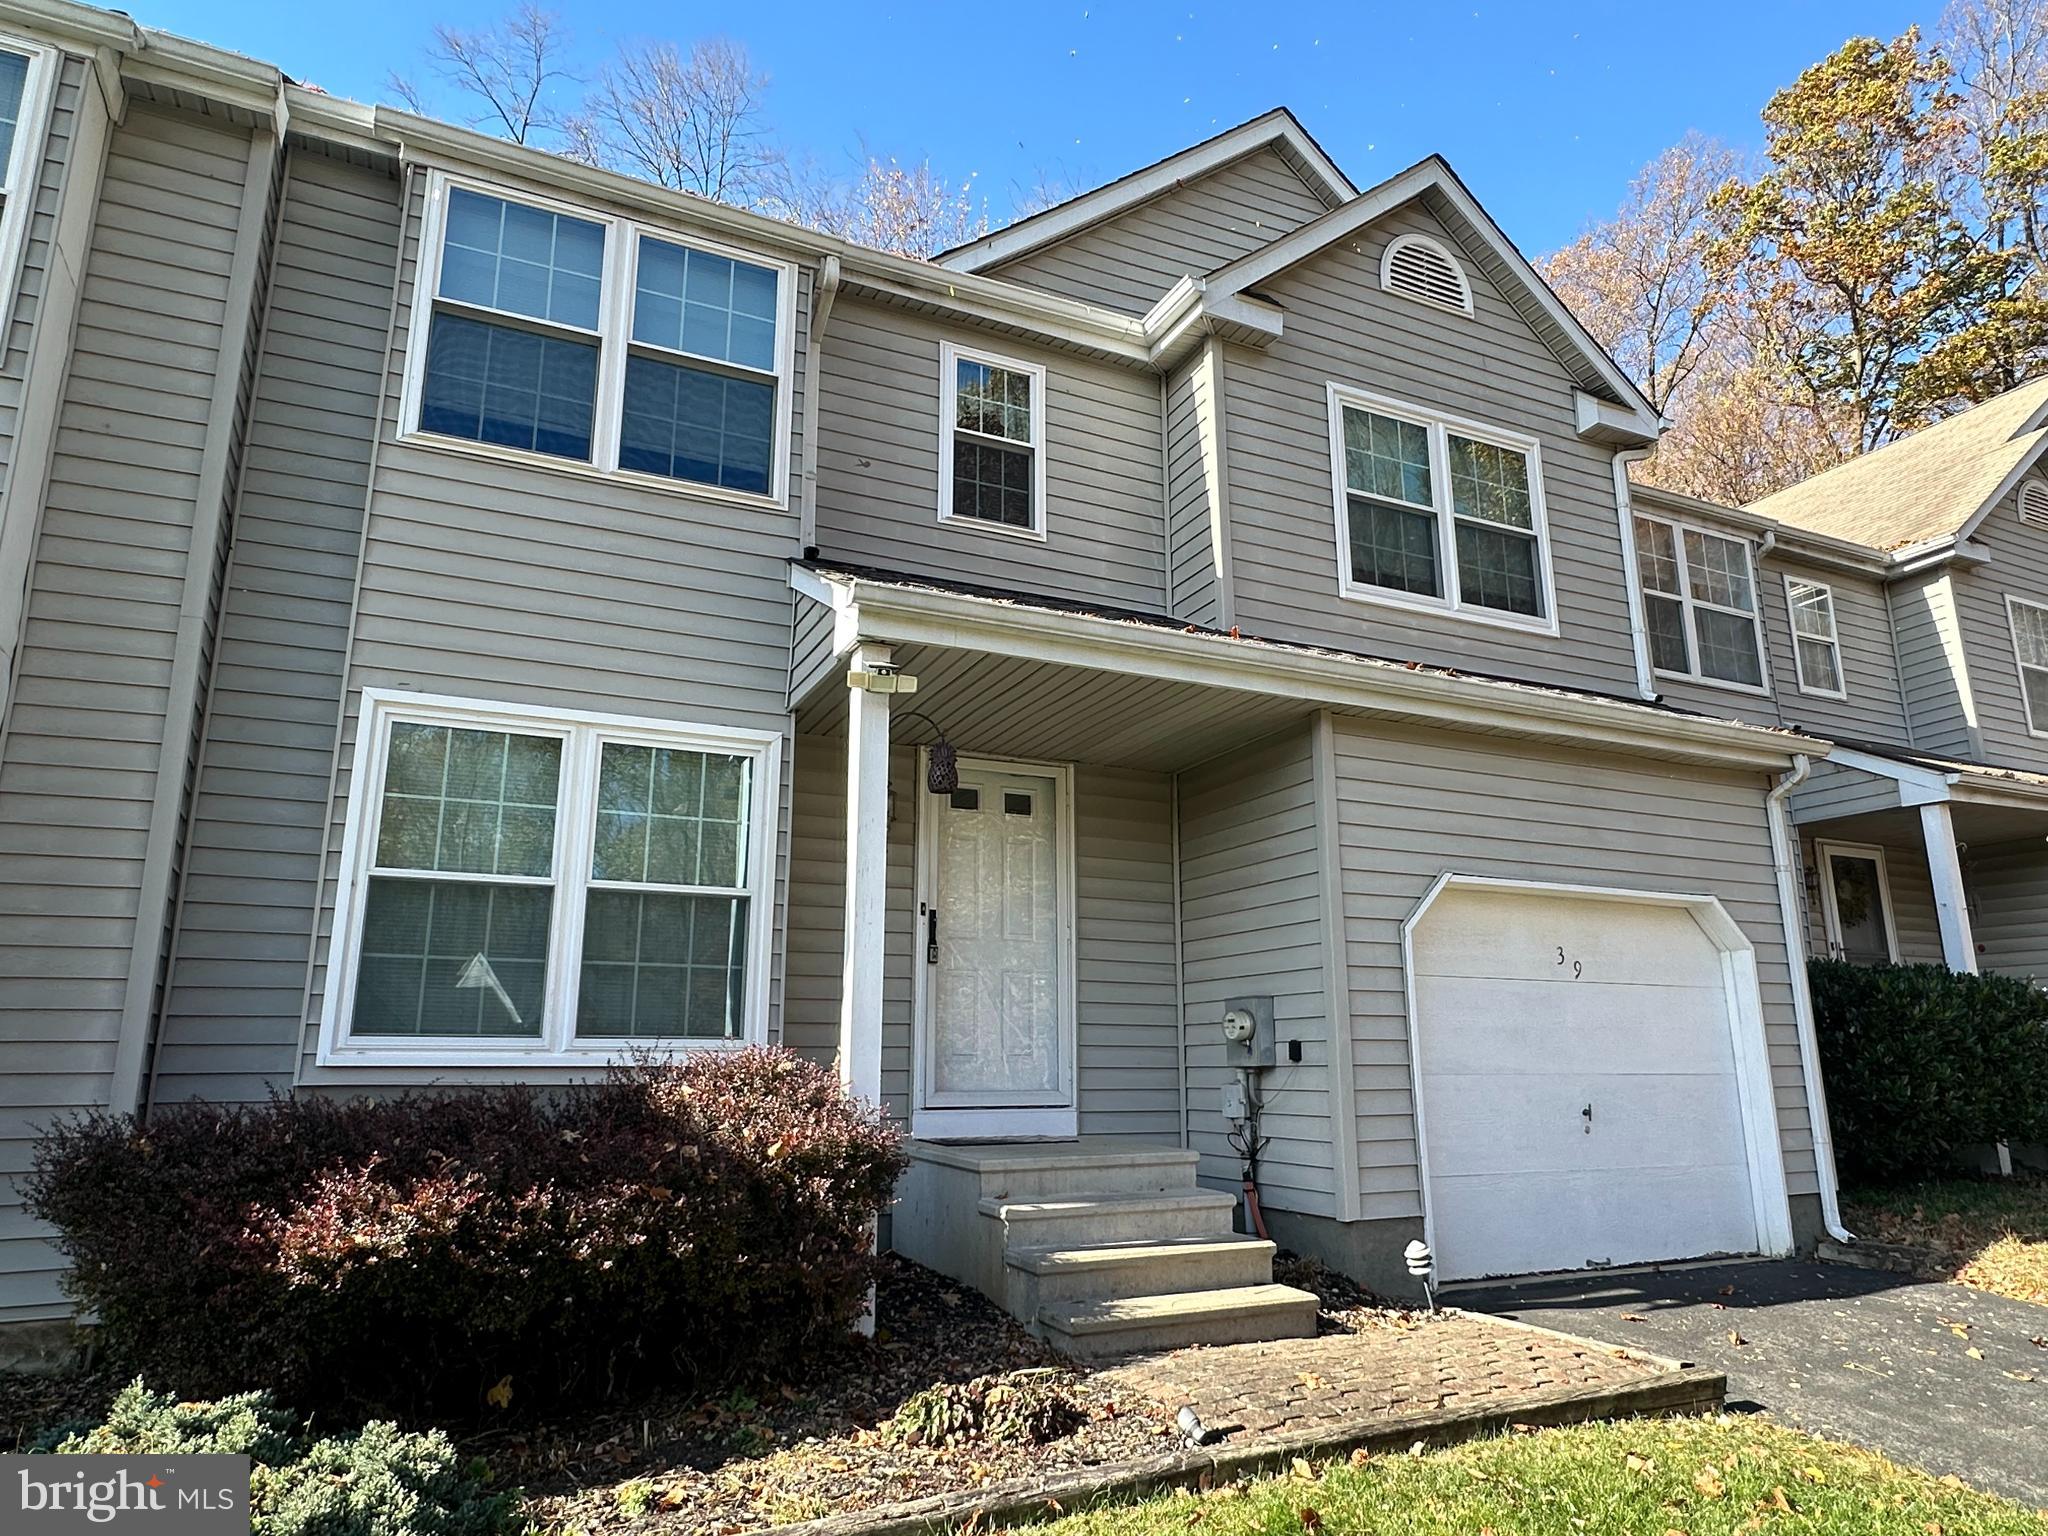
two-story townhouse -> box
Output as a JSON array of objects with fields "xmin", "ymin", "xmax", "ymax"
[{"xmin": 0, "ymin": 0, "xmax": 1845, "ymax": 1362}]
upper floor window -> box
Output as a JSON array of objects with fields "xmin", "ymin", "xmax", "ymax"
[
  {"xmin": 1785, "ymin": 577, "xmax": 1846, "ymax": 698},
  {"xmin": 405, "ymin": 173, "xmax": 795, "ymax": 504},
  {"xmin": 321, "ymin": 691, "xmax": 780, "ymax": 1066},
  {"xmin": 1326, "ymin": 385, "xmax": 1556, "ymax": 632},
  {"xmin": 2010, "ymin": 596, "xmax": 2048, "ymax": 736},
  {"xmin": 938, "ymin": 341, "xmax": 1047, "ymax": 539},
  {"xmin": 1633, "ymin": 515, "xmax": 1766, "ymax": 692}
]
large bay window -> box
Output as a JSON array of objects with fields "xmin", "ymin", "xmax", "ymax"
[
  {"xmin": 1326, "ymin": 385, "xmax": 1556, "ymax": 631},
  {"xmin": 322, "ymin": 692, "xmax": 779, "ymax": 1064},
  {"xmin": 404, "ymin": 172, "xmax": 795, "ymax": 503},
  {"xmin": 1633, "ymin": 514, "xmax": 1767, "ymax": 691}
]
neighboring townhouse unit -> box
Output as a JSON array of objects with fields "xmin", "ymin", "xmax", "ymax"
[{"xmin": 0, "ymin": 0, "xmax": 1879, "ymax": 1354}]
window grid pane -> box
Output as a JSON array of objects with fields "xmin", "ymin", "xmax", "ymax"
[
  {"xmin": 1635, "ymin": 517, "xmax": 1681, "ymax": 596},
  {"xmin": 1448, "ymin": 434, "xmax": 1533, "ymax": 530},
  {"xmin": 592, "ymin": 742, "xmax": 752, "ymax": 889},
  {"xmin": 1342, "ymin": 407, "xmax": 1432, "ymax": 508},
  {"xmin": 2013, "ymin": 600, "xmax": 2048, "ymax": 666},
  {"xmin": 1347, "ymin": 494, "xmax": 1441, "ymax": 597},
  {"xmin": 1695, "ymin": 606, "xmax": 1764, "ymax": 687},
  {"xmin": 956, "ymin": 359, "xmax": 1033, "ymax": 443},
  {"xmin": 419, "ymin": 312, "xmax": 598, "ymax": 462},
  {"xmin": 1682, "ymin": 528, "xmax": 1755, "ymax": 613},
  {"xmin": 618, "ymin": 354, "xmax": 775, "ymax": 494},
  {"xmin": 0, "ymin": 51, "xmax": 28, "ymax": 178},
  {"xmin": 952, "ymin": 438, "xmax": 1035, "ymax": 527},
  {"xmin": 1454, "ymin": 520, "xmax": 1541, "ymax": 616},
  {"xmin": 1787, "ymin": 581, "xmax": 1836, "ymax": 641},
  {"xmin": 632, "ymin": 236, "xmax": 780, "ymax": 372},
  {"xmin": 577, "ymin": 891, "xmax": 747, "ymax": 1039},
  {"xmin": 353, "ymin": 876, "xmax": 551, "ymax": 1037},
  {"xmin": 1645, "ymin": 593, "xmax": 1690, "ymax": 673},
  {"xmin": 376, "ymin": 722, "xmax": 561, "ymax": 877},
  {"xmin": 439, "ymin": 187, "xmax": 604, "ymax": 330},
  {"xmin": 1797, "ymin": 636, "xmax": 1843, "ymax": 694}
]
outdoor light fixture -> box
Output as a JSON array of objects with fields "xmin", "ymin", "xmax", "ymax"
[{"xmin": 901, "ymin": 712, "xmax": 958, "ymax": 795}]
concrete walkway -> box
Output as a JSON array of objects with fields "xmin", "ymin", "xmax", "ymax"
[{"xmin": 1459, "ymin": 1259, "xmax": 2048, "ymax": 1508}]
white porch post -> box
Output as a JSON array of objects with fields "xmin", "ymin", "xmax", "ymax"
[
  {"xmin": 840, "ymin": 642, "xmax": 896, "ymax": 1110},
  {"xmin": 1920, "ymin": 802, "xmax": 1978, "ymax": 975}
]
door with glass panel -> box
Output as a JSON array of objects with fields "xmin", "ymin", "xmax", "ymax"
[
  {"xmin": 915, "ymin": 760, "xmax": 1075, "ymax": 1123},
  {"xmin": 1817, "ymin": 842, "xmax": 1900, "ymax": 966}
]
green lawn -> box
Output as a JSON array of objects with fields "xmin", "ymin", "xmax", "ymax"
[
  {"xmin": 1843, "ymin": 1175, "xmax": 2048, "ymax": 1306},
  {"xmin": 1038, "ymin": 1416, "xmax": 2045, "ymax": 1536}
]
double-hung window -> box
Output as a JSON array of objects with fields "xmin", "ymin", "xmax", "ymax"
[
  {"xmin": 322, "ymin": 691, "xmax": 779, "ymax": 1064},
  {"xmin": 1785, "ymin": 577, "xmax": 1846, "ymax": 698},
  {"xmin": 407, "ymin": 172, "xmax": 794, "ymax": 502},
  {"xmin": 1326, "ymin": 386, "xmax": 1555, "ymax": 629},
  {"xmin": 1633, "ymin": 515, "xmax": 1767, "ymax": 691},
  {"xmin": 2010, "ymin": 596, "xmax": 2048, "ymax": 736},
  {"xmin": 939, "ymin": 341, "xmax": 1046, "ymax": 537},
  {"xmin": 0, "ymin": 35, "xmax": 55, "ymax": 326}
]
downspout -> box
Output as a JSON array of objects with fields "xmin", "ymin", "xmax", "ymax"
[
  {"xmin": 798, "ymin": 254, "xmax": 842, "ymax": 554},
  {"xmin": 1765, "ymin": 753, "xmax": 1854, "ymax": 1245},
  {"xmin": 1610, "ymin": 448, "xmax": 1656, "ymax": 700}
]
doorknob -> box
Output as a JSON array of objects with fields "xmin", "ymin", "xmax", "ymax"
[
  {"xmin": 926, "ymin": 909, "xmax": 939, "ymax": 965},
  {"xmin": 1582, "ymin": 1102, "xmax": 1593, "ymax": 1134}
]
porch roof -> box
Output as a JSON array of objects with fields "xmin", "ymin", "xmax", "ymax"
[
  {"xmin": 790, "ymin": 561, "xmax": 1826, "ymax": 773},
  {"xmin": 1806, "ymin": 740, "xmax": 2048, "ymax": 844}
]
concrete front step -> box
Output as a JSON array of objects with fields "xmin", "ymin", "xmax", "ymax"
[
  {"xmin": 913, "ymin": 1140, "xmax": 1202, "ymax": 1200},
  {"xmin": 1036, "ymin": 1283, "xmax": 1321, "ymax": 1359},
  {"xmin": 1004, "ymin": 1233, "xmax": 1277, "ymax": 1316},
  {"xmin": 978, "ymin": 1187, "xmax": 1239, "ymax": 1248}
]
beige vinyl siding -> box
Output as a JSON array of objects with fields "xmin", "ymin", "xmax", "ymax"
[
  {"xmin": 813, "ymin": 298, "xmax": 1168, "ymax": 611},
  {"xmin": 1890, "ymin": 570, "xmax": 1978, "ymax": 757},
  {"xmin": 300, "ymin": 171, "xmax": 809, "ymax": 1077},
  {"xmin": 154, "ymin": 149, "xmax": 399, "ymax": 1108},
  {"xmin": 1798, "ymin": 821, "xmax": 1945, "ymax": 968},
  {"xmin": 784, "ymin": 738, "xmax": 1179, "ymax": 1138},
  {"xmin": 0, "ymin": 51, "xmax": 86, "ymax": 521},
  {"xmin": 1178, "ymin": 728, "xmax": 1333, "ymax": 1215},
  {"xmin": 1164, "ymin": 348, "xmax": 1224, "ymax": 625},
  {"xmin": 1787, "ymin": 761, "xmax": 1903, "ymax": 824},
  {"xmin": 0, "ymin": 106, "xmax": 257, "ymax": 1318},
  {"xmin": 1329, "ymin": 718, "xmax": 1820, "ymax": 1220},
  {"xmin": 1223, "ymin": 203, "xmax": 1641, "ymax": 696},
  {"xmin": 1971, "ymin": 838, "xmax": 2048, "ymax": 981},
  {"xmin": 1953, "ymin": 486, "xmax": 2048, "ymax": 770},
  {"xmin": 789, "ymin": 587, "xmax": 839, "ymax": 707},
  {"xmin": 987, "ymin": 148, "xmax": 1334, "ymax": 315}
]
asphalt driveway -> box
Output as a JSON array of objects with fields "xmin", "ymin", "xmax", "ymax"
[{"xmin": 1457, "ymin": 1259, "xmax": 2048, "ymax": 1507}]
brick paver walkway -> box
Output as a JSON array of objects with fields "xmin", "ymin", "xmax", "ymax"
[{"xmin": 1102, "ymin": 1314, "xmax": 1659, "ymax": 1441}]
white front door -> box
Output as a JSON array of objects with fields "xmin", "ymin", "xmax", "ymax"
[{"xmin": 914, "ymin": 757, "xmax": 1076, "ymax": 1138}]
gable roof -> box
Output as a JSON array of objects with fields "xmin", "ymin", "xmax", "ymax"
[
  {"xmin": 1745, "ymin": 375, "xmax": 2048, "ymax": 551},
  {"xmin": 937, "ymin": 108, "xmax": 1355, "ymax": 275},
  {"xmin": 1197, "ymin": 155, "xmax": 1662, "ymax": 434}
]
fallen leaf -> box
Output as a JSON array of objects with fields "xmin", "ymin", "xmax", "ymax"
[
  {"xmin": 1965, "ymin": 1347, "xmax": 1984, "ymax": 1360},
  {"xmin": 1694, "ymin": 1468, "xmax": 1727, "ymax": 1500},
  {"xmin": 1348, "ymin": 1448, "xmax": 1371, "ymax": 1467},
  {"xmin": 1298, "ymin": 1372, "xmax": 1327, "ymax": 1391},
  {"xmin": 485, "ymin": 1375, "xmax": 513, "ymax": 1410},
  {"xmin": 1626, "ymin": 1453, "xmax": 1656, "ymax": 1476},
  {"xmin": 1799, "ymin": 1466, "xmax": 1827, "ymax": 1484},
  {"xmin": 1728, "ymin": 1330, "xmax": 1747, "ymax": 1346},
  {"xmin": 1620, "ymin": 1313, "xmax": 1648, "ymax": 1322},
  {"xmin": 1297, "ymin": 1508, "xmax": 1322, "ymax": 1531},
  {"xmin": 1768, "ymin": 1486, "xmax": 1795, "ymax": 1513},
  {"xmin": 1291, "ymin": 1458, "xmax": 1314, "ymax": 1480},
  {"xmin": 1718, "ymin": 1284, "xmax": 1736, "ymax": 1296},
  {"xmin": 2004, "ymin": 1370, "xmax": 2036, "ymax": 1382},
  {"xmin": 1409, "ymin": 1441, "xmax": 1427, "ymax": 1457}
]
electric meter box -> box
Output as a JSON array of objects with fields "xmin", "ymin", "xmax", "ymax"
[{"xmin": 1221, "ymin": 994, "xmax": 1276, "ymax": 1069}]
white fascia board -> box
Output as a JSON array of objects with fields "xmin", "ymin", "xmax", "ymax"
[
  {"xmin": 1631, "ymin": 485, "xmax": 1892, "ymax": 577},
  {"xmin": 938, "ymin": 111, "xmax": 1356, "ymax": 275},
  {"xmin": 1207, "ymin": 156, "xmax": 1662, "ymax": 436},
  {"xmin": 1823, "ymin": 746, "xmax": 1956, "ymax": 806},
  {"xmin": 815, "ymin": 573, "xmax": 1824, "ymax": 771}
]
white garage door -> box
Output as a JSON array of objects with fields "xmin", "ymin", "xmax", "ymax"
[{"xmin": 1412, "ymin": 885, "xmax": 1763, "ymax": 1282}]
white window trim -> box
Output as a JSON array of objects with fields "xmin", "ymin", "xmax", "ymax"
[
  {"xmin": 2007, "ymin": 593, "xmax": 2048, "ymax": 738},
  {"xmin": 1635, "ymin": 513, "xmax": 1772, "ymax": 697},
  {"xmin": 1378, "ymin": 231, "xmax": 1474, "ymax": 317},
  {"xmin": 396, "ymin": 167, "xmax": 800, "ymax": 511},
  {"xmin": 936, "ymin": 339, "xmax": 1049, "ymax": 541},
  {"xmin": 1783, "ymin": 574, "xmax": 1848, "ymax": 701},
  {"xmin": 1814, "ymin": 839, "xmax": 1901, "ymax": 965},
  {"xmin": 0, "ymin": 33, "xmax": 60, "ymax": 339},
  {"xmin": 1324, "ymin": 382, "xmax": 1560, "ymax": 636},
  {"xmin": 317, "ymin": 689, "xmax": 782, "ymax": 1069}
]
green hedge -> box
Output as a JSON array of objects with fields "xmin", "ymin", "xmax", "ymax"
[
  {"xmin": 37, "ymin": 1381, "xmax": 513, "ymax": 1536},
  {"xmin": 1810, "ymin": 959, "xmax": 2048, "ymax": 1184}
]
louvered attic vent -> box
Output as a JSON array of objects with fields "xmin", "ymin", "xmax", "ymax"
[
  {"xmin": 1380, "ymin": 233, "xmax": 1473, "ymax": 317},
  {"xmin": 2020, "ymin": 478, "xmax": 2048, "ymax": 529}
]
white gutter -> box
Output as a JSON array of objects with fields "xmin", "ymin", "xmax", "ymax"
[
  {"xmin": 1611, "ymin": 448, "xmax": 1656, "ymax": 700},
  {"xmin": 1765, "ymin": 753, "xmax": 1854, "ymax": 1245}
]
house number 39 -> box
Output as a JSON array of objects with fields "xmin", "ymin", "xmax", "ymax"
[{"xmin": 1555, "ymin": 947, "xmax": 1583, "ymax": 979}]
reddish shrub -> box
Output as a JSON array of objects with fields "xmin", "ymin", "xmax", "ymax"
[{"xmin": 26, "ymin": 1048, "xmax": 903, "ymax": 1419}]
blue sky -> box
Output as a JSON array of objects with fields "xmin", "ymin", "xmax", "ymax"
[{"xmin": 136, "ymin": 1, "xmax": 1928, "ymax": 254}]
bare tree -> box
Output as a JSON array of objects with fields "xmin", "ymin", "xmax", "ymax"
[
  {"xmin": 388, "ymin": 4, "xmax": 572, "ymax": 146},
  {"xmin": 1541, "ymin": 134, "xmax": 1743, "ymax": 418},
  {"xmin": 820, "ymin": 154, "xmax": 989, "ymax": 259},
  {"xmin": 1943, "ymin": 0, "xmax": 2048, "ymax": 266},
  {"xmin": 570, "ymin": 38, "xmax": 783, "ymax": 206}
]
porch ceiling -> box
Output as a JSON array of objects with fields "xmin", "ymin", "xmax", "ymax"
[
  {"xmin": 1812, "ymin": 800, "xmax": 2048, "ymax": 849},
  {"xmin": 796, "ymin": 642, "xmax": 1317, "ymax": 772}
]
